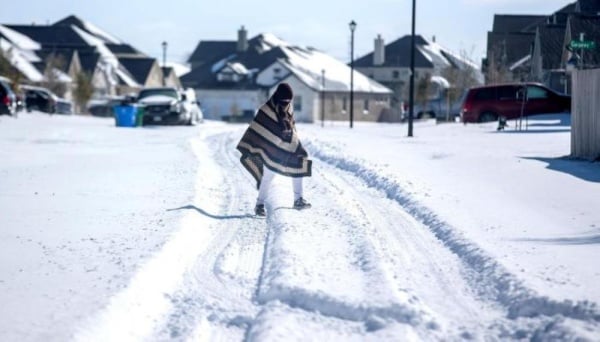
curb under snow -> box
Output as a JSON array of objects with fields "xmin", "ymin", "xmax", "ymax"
[{"xmin": 304, "ymin": 140, "xmax": 600, "ymax": 323}]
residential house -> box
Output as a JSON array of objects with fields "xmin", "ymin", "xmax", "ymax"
[
  {"xmin": 1, "ymin": 15, "xmax": 174, "ymax": 103},
  {"xmin": 182, "ymin": 27, "xmax": 392, "ymax": 123},
  {"xmin": 487, "ymin": 0, "xmax": 600, "ymax": 93},
  {"xmin": 353, "ymin": 34, "xmax": 482, "ymax": 118},
  {"xmin": 483, "ymin": 14, "xmax": 545, "ymax": 83}
]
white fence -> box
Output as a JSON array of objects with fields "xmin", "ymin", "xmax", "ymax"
[{"xmin": 571, "ymin": 69, "xmax": 600, "ymax": 161}]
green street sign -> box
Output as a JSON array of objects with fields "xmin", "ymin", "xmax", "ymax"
[{"xmin": 570, "ymin": 40, "xmax": 596, "ymax": 50}]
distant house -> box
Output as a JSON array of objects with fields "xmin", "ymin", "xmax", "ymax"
[
  {"xmin": 486, "ymin": 0, "xmax": 600, "ymax": 93},
  {"xmin": 353, "ymin": 34, "xmax": 482, "ymax": 117},
  {"xmin": 182, "ymin": 27, "xmax": 392, "ymax": 123},
  {"xmin": 0, "ymin": 15, "xmax": 174, "ymax": 102}
]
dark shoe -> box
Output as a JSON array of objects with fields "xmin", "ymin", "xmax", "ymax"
[
  {"xmin": 255, "ymin": 204, "xmax": 266, "ymax": 216},
  {"xmin": 293, "ymin": 198, "xmax": 312, "ymax": 210}
]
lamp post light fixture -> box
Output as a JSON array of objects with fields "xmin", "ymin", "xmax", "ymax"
[
  {"xmin": 349, "ymin": 20, "xmax": 357, "ymax": 129},
  {"xmin": 161, "ymin": 41, "xmax": 167, "ymax": 86}
]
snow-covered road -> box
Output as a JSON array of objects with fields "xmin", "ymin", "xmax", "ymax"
[{"xmin": 1, "ymin": 113, "xmax": 599, "ymax": 341}]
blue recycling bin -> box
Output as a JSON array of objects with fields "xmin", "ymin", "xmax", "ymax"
[{"xmin": 113, "ymin": 105, "xmax": 138, "ymax": 127}]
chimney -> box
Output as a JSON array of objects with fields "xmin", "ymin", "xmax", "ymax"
[
  {"xmin": 373, "ymin": 34, "xmax": 385, "ymax": 66},
  {"xmin": 237, "ymin": 26, "xmax": 248, "ymax": 52}
]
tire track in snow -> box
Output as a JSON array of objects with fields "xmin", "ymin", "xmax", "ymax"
[
  {"xmin": 252, "ymin": 162, "xmax": 442, "ymax": 338},
  {"xmin": 155, "ymin": 130, "xmax": 268, "ymax": 341},
  {"xmin": 313, "ymin": 158, "xmax": 516, "ymax": 339},
  {"xmin": 73, "ymin": 128, "xmax": 231, "ymax": 341},
  {"xmin": 304, "ymin": 139, "xmax": 600, "ymax": 325}
]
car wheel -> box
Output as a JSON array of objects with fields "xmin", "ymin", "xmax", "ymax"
[{"xmin": 479, "ymin": 111, "xmax": 497, "ymax": 123}]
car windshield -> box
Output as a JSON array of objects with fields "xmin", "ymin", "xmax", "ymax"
[{"xmin": 138, "ymin": 89, "xmax": 178, "ymax": 100}]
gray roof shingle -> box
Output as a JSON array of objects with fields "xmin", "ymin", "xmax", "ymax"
[{"xmin": 353, "ymin": 35, "xmax": 434, "ymax": 68}]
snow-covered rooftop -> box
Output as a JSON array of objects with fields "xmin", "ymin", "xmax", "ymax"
[
  {"xmin": 280, "ymin": 47, "xmax": 391, "ymax": 93},
  {"xmin": 0, "ymin": 24, "xmax": 41, "ymax": 51},
  {"xmin": 0, "ymin": 37, "xmax": 43, "ymax": 82}
]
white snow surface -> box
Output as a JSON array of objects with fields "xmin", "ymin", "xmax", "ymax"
[
  {"xmin": 280, "ymin": 47, "xmax": 391, "ymax": 94},
  {"xmin": 0, "ymin": 24, "xmax": 41, "ymax": 51},
  {"xmin": 0, "ymin": 112, "xmax": 599, "ymax": 341},
  {"xmin": 79, "ymin": 19, "xmax": 122, "ymax": 45}
]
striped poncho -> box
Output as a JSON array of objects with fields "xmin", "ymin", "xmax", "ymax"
[{"xmin": 236, "ymin": 101, "xmax": 312, "ymax": 189}]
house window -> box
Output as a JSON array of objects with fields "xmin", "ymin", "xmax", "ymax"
[
  {"xmin": 393, "ymin": 70, "xmax": 400, "ymax": 79},
  {"xmin": 342, "ymin": 96, "xmax": 348, "ymax": 113},
  {"xmin": 363, "ymin": 99, "xmax": 369, "ymax": 114},
  {"xmin": 294, "ymin": 95, "xmax": 302, "ymax": 112}
]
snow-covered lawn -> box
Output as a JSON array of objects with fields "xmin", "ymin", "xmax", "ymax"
[{"xmin": 0, "ymin": 112, "xmax": 598, "ymax": 341}]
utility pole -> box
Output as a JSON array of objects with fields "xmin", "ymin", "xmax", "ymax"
[
  {"xmin": 161, "ymin": 41, "xmax": 167, "ymax": 86},
  {"xmin": 321, "ymin": 69, "xmax": 326, "ymax": 127},
  {"xmin": 349, "ymin": 20, "xmax": 357, "ymax": 129}
]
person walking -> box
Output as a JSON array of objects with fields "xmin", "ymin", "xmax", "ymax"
[{"xmin": 236, "ymin": 82, "xmax": 312, "ymax": 216}]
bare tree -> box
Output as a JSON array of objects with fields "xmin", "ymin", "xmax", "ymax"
[
  {"xmin": 415, "ymin": 72, "xmax": 431, "ymax": 110},
  {"xmin": 42, "ymin": 54, "xmax": 67, "ymax": 97},
  {"xmin": 74, "ymin": 71, "xmax": 94, "ymax": 114},
  {"xmin": 441, "ymin": 50, "xmax": 481, "ymax": 108},
  {"xmin": 484, "ymin": 44, "xmax": 513, "ymax": 85}
]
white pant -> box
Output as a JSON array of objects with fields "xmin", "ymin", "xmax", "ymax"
[{"xmin": 257, "ymin": 167, "xmax": 303, "ymax": 205}]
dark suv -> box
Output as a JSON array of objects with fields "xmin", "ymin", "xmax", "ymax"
[
  {"xmin": 0, "ymin": 78, "xmax": 17, "ymax": 116},
  {"xmin": 22, "ymin": 85, "xmax": 73, "ymax": 114},
  {"xmin": 461, "ymin": 83, "xmax": 571, "ymax": 123}
]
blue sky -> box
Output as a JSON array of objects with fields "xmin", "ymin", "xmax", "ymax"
[{"xmin": 0, "ymin": 0, "xmax": 571, "ymax": 66}]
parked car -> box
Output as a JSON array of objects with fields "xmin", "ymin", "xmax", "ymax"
[
  {"xmin": 87, "ymin": 96, "xmax": 126, "ymax": 117},
  {"xmin": 0, "ymin": 77, "xmax": 17, "ymax": 116},
  {"xmin": 460, "ymin": 83, "xmax": 571, "ymax": 123},
  {"xmin": 137, "ymin": 87, "xmax": 203, "ymax": 125},
  {"xmin": 21, "ymin": 85, "xmax": 73, "ymax": 114}
]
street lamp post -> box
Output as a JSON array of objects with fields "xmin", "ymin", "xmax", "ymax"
[
  {"xmin": 161, "ymin": 41, "xmax": 167, "ymax": 86},
  {"xmin": 408, "ymin": 0, "xmax": 416, "ymax": 137},
  {"xmin": 349, "ymin": 20, "xmax": 357, "ymax": 129}
]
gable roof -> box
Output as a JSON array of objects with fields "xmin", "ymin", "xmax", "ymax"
[
  {"xmin": 576, "ymin": 0, "xmax": 600, "ymax": 14},
  {"xmin": 354, "ymin": 35, "xmax": 434, "ymax": 68},
  {"xmin": 118, "ymin": 57, "xmax": 156, "ymax": 84},
  {"xmin": 538, "ymin": 25, "xmax": 567, "ymax": 69},
  {"xmin": 106, "ymin": 43, "xmax": 143, "ymax": 56},
  {"xmin": 6, "ymin": 25, "xmax": 88, "ymax": 48},
  {"xmin": 188, "ymin": 41, "xmax": 237, "ymax": 65},
  {"xmin": 492, "ymin": 15, "xmax": 547, "ymax": 33},
  {"xmin": 182, "ymin": 33, "xmax": 391, "ymax": 93},
  {"xmin": 182, "ymin": 37, "xmax": 288, "ymax": 89},
  {"xmin": 77, "ymin": 51, "xmax": 101, "ymax": 74},
  {"xmin": 36, "ymin": 48, "xmax": 78, "ymax": 72},
  {"xmin": 487, "ymin": 31, "xmax": 535, "ymax": 64},
  {"xmin": 53, "ymin": 15, "xmax": 122, "ymax": 44}
]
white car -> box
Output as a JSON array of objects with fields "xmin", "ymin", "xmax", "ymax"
[{"xmin": 137, "ymin": 87, "xmax": 202, "ymax": 125}]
